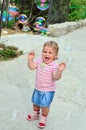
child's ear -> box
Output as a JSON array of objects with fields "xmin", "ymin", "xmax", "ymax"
[{"xmin": 55, "ymin": 54, "xmax": 58, "ymax": 59}]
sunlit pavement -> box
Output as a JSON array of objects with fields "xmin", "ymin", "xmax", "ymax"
[{"xmin": 0, "ymin": 26, "xmax": 86, "ymax": 130}]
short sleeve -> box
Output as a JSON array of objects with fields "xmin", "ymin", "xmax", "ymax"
[
  {"xmin": 34, "ymin": 57, "xmax": 42, "ymax": 66},
  {"xmin": 52, "ymin": 62, "xmax": 59, "ymax": 73}
]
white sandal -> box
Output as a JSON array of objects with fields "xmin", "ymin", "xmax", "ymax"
[
  {"xmin": 26, "ymin": 113, "xmax": 39, "ymax": 121},
  {"xmin": 38, "ymin": 115, "xmax": 47, "ymax": 128}
]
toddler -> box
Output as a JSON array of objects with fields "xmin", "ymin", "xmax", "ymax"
[{"xmin": 27, "ymin": 41, "xmax": 66, "ymax": 128}]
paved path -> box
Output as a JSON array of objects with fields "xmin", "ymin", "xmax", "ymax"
[{"xmin": 0, "ymin": 27, "xmax": 86, "ymax": 130}]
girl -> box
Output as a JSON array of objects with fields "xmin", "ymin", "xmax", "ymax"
[{"xmin": 27, "ymin": 41, "xmax": 66, "ymax": 128}]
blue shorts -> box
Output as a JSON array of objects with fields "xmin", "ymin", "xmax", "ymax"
[{"xmin": 31, "ymin": 89, "xmax": 55, "ymax": 107}]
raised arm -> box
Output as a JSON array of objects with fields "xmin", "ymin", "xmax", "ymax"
[
  {"xmin": 53, "ymin": 62, "xmax": 66, "ymax": 80},
  {"xmin": 28, "ymin": 52, "xmax": 37, "ymax": 70}
]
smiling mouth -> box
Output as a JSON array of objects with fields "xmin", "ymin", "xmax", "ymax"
[
  {"xmin": 44, "ymin": 57, "xmax": 50, "ymax": 62},
  {"xmin": 45, "ymin": 57, "xmax": 50, "ymax": 60}
]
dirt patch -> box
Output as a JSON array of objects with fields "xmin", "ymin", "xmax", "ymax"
[{"xmin": 1, "ymin": 28, "xmax": 34, "ymax": 36}]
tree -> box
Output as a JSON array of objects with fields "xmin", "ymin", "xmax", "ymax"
[
  {"xmin": 46, "ymin": 0, "xmax": 70, "ymax": 26},
  {"xmin": 10, "ymin": 0, "xmax": 70, "ymax": 26}
]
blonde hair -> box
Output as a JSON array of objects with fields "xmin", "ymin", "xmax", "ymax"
[{"xmin": 43, "ymin": 41, "xmax": 59, "ymax": 54}]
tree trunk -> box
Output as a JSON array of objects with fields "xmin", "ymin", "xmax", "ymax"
[
  {"xmin": 20, "ymin": 0, "xmax": 25, "ymax": 13},
  {"xmin": 5, "ymin": 0, "xmax": 9, "ymax": 28},
  {"xmin": 46, "ymin": 0, "xmax": 70, "ymax": 26},
  {"xmin": 0, "ymin": 0, "xmax": 5, "ymax": 40}
]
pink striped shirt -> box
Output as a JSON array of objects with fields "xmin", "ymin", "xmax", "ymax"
[{"xmin": 35, "ymin": 57, "xmax": 58, "ymax": 92}]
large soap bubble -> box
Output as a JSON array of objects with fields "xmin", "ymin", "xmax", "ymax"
[
  {"xmin": 33, "ymin": 17, "xmax": 45, "ymax": 31},
  {"xmin": 18, "ymin": 14, "xmax": 28, "ymax": 24},
  {"xmin": 36, "ymin": 0, "xmax": 49, "ymax": 11}
]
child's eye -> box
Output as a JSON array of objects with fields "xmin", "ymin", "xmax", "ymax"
[
  {"xmin": 43, "ymin": 51, "xmax": 47, "ymax": 53},
  {"xmin": 49, "ymin": 52, "xmax": 52, "ymax": 54}
]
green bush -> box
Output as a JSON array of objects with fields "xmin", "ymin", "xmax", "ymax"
[
  {"xmin": 68, "ymin": 0, "xmax": 86, "ymax": 21},
  {"xmin": 2, "ymin": 19, "xmax": 15, "ymax": 28},
  {"xmin": 0, "ymin": 44, "xmax": 23, "ymax": 61}
]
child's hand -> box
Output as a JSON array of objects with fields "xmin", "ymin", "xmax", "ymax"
[
  {"xmin": 58, "ymin": 62, "xmax": 66, "ymax": 71},
  {"xmin": 28, "ymin": 52, "xmax": 35, "ymax": 60}
]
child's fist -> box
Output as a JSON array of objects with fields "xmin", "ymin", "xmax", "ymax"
[
  {"xmin": 28, "ymin": 52, "xmax": 35, "ymax": 60},
  {"xmin": 58, "ymin": 62, "xmax": 66, "ymax": 71},
  {"xmin": 29, "ymin": 52, "xmax": 35, "ymax": 56}
]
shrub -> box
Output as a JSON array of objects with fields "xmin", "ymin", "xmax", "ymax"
[
  {"xmin": 68, "ymin": 0, "xmax": 86, "ymax": 21},
  {"xmin": 0, "ymin": 43, "xmax": 23, "ymax": 61}
]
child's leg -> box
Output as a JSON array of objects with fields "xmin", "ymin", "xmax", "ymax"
[
  {"xmin": 26, "ymin": 104, "xmax": 40, "ymax": 121},
  {"xmin": 38, "ymin": 107, "xmax": 49, "ymax": 128}
]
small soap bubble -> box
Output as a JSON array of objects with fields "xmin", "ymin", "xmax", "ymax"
[
  {"xmin": 11, "ymin": 110, "xmax": 19, "ymax": 121},
  {"xmin": 65, "ymin": 45, "xmax": 72, "ymax": 52}
]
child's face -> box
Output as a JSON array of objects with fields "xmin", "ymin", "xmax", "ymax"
[{"xmin": 42, "ymin": 45, "xmax": 57, "ymax": 64}]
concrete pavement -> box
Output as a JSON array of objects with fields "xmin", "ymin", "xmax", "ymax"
[{"xmin": 0, "ymin": 26, "xmax": 86, "ymax": 130}]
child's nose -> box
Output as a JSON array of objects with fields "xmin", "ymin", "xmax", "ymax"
[{"xmin": 46, "ymin": 53, "xmax": 49, "ymax": 55}]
